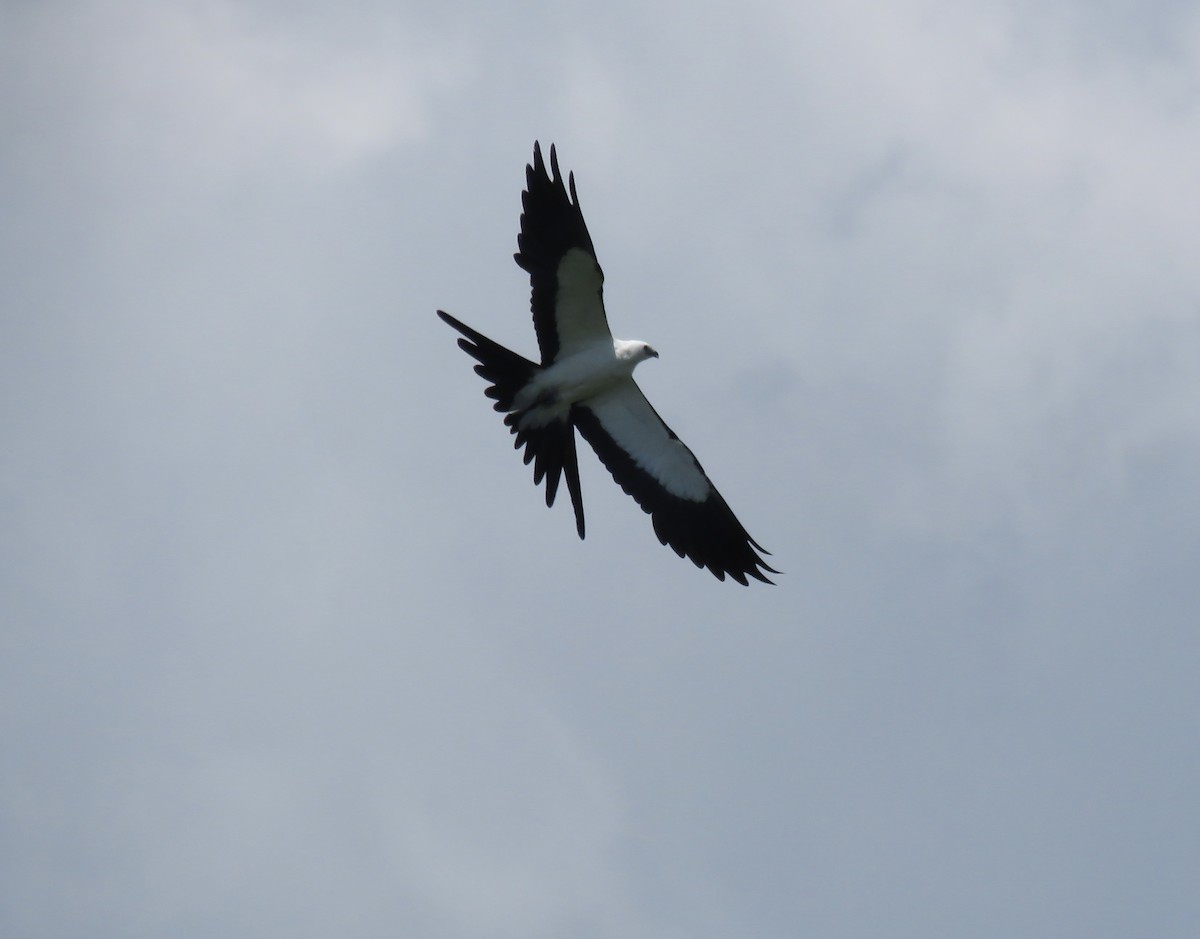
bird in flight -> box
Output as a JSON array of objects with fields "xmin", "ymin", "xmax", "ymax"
[{"xmin": 437, "ymin": 142, "xmax": 776, "ymax": 584}]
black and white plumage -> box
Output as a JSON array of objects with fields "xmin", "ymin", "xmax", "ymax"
[{"xmin": 437, "ymin": 143, "xmax": 776, "ymax": 585}]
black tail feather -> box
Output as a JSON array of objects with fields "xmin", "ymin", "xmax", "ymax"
[
  {"xmin": 438, "ymin": 310, "xmax": 586, "ymax": 538},
  {"xmin": 437, "ymin": 310, "xmax": 537, "ymax": 411}
]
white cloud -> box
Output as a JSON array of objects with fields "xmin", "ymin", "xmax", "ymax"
[{"xmin": 5, "ymin": 1, "xmax": 467, "ymax": 180}]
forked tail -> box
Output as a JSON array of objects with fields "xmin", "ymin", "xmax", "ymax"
[{"xmin": 437, "ymin": 310, "xmax": 586, "ymax": 537}]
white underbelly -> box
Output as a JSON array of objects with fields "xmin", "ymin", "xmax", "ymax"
[{"xmin": 514, "ymin": 344, "xmax": 631, "ymax": 422}]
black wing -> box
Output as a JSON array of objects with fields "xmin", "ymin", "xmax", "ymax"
[
  {"xmin": 513, "ymin": 142, "xmax": 613, "ymax": 365},
  {"xmin": 573, "ymin": 383, "xmax": 777, "ymax": 585}
]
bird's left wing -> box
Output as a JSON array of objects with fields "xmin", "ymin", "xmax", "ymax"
[
  {"xmin": 573, "ymin": 382, "xmax": 777, "ymax": 585},
  {"xmin": 514, "ymin": 142, "xmax": 613, "ymax": 364}
]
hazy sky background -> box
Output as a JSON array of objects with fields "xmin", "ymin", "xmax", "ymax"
[{"xmin": 3, "ymin": 1, "xmax": 1199, "ymax": 936}]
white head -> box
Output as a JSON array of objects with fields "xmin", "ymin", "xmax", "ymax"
[{"xmin": 615, "ymin": 339, "xmax": 659, "ymax": 364}]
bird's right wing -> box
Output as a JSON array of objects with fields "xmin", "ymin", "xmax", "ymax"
[{"xmin": 574, "ymin": 381, "xmax": 776, "ymax": 585}]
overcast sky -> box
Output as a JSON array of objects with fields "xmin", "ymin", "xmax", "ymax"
[{"xmin": 3, "ymin": 1, "xmax": 1200, "ymax": 936}]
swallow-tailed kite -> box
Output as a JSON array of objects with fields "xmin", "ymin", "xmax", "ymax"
[{"xmin": 437, "ymin": 143, "xmax": 776, "ymax": 584}]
